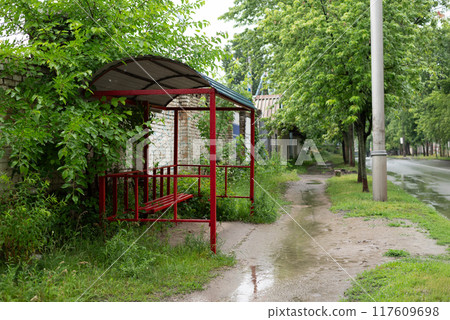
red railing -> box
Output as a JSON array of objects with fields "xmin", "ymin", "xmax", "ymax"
[{"xmin": 99, "ymin": 164, "xmax": 250, "ymax": 224}]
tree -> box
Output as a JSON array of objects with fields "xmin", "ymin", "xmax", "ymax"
[
  {"xmin": 0, "ymin": 0, "xmax": 224, "ymax": 202},
  {"xmin": 414, "ymin": 19, "xmax": 450, "ymax": 155},
  {"xmin": 224, "ymin": 0, "xmax": 443, "ymax": 192}
]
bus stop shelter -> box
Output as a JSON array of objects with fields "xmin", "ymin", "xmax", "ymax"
[{"xmin": 90, "ymin": 55, "xmax": 256, "ymax": 252}]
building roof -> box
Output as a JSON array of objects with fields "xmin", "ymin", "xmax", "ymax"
[
  {"xmin": 254, "ymin": 95, "xmax": 281, "ymax": 118},
  {"xmin": 89, "ymin": 55, "xmax": 255, "ymax": 110}
]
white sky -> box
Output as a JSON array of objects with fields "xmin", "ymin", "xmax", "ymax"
[{"xmin": 188, "ymin": 0, "xmax": 244, "ymax": 43}]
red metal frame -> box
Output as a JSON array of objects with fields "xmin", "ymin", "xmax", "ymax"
[{"xmin": 96, "ymin": 88, "xmax": 256, "ymax": 253}]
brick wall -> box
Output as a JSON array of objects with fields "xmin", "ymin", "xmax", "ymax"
[{"xmin": 146, "ymin": 95, "xmax": 204, "ymax": 168}]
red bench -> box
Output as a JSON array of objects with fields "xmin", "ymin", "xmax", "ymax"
[{"xmin": 139, "ymin": 193, "xmax": 194, "ymax": 213}]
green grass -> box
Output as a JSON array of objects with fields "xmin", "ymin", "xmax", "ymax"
[
  {"xmin": 384, "ymin": 249, "xmax": 410, "ymax": 257},
  {"xmin": 0, "ymin": 226, "xmax": 234, "ymax": 301},
  {"xmin": 327, "ymin": 174, "xmax": 450, "ymax": 302},
  {"xmin": 327, "ymin": 174, "xmax": 450, "ymax": 246},
  {"xmin": 344, "ymin": 256, "xmax": 450, "ymax": 302}
]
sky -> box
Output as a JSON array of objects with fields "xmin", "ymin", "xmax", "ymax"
[{"xmin": 188, "ymin": 0, "xmax": 244, "ymax": 43}]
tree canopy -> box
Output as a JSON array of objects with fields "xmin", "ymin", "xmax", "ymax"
[{"xmin": 223, "ymin": 0, "xmax": 447, "ymax": 191}]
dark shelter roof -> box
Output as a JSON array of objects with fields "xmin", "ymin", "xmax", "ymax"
[{"xmin": 90, "ymin": 55, "xmax": 255, "ymax": 110}]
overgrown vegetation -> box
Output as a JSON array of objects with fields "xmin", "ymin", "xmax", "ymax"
[
  {"xmin": 0, "ymin": 0, "xmax": 224, "ymax": 203},
  {"xmin": 327, "ymin": 174, "xmax": 450, "ymax": 301},
  {"xmin": 0, "ymin": 172, "xmax": 237, "ymax": 301},
  {"xmin": 0, "ymin": 224, "xmax": 234, "ymax": 301}
]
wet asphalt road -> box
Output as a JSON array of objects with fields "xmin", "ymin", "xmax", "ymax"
[{"xmin": 367, "ymin": 157, "xmax": 450, "ymax": 218}]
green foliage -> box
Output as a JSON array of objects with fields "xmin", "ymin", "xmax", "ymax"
[
  {"xmin": 224, "ymin": 0, "xmax": 446, "ymax": 190},
  {"xmin": 0, "ymin": 173, "xmax": 64, "ymax": 262},
  {"xmin": 0, "ymin": 0, "xmax": 225, "ymax": 202},
  {"xmin": 414, "ymin": 20, "xmax": 450, "ymax": 146},
  {"xmin": 384, "ymin": 249, "xmax": 410, "ymax": 258},
  {"xmin": 344, "ymin": 256, "xmax": 450, "ymax": 302},
  {"xmin": 194, "ymin": 97, "xmax": 234, "ymax": 141}
]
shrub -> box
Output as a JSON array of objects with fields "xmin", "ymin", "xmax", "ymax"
[{"xmin": 0, "ymin": 173, "xmax": 63, "ymax": 262}]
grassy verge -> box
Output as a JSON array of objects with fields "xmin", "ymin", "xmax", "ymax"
[
  {"xmin": 327, "ymin": 174, "xmax": 450, "ymax": 301},
  {"xmin": 0, "ymin": 225, "xmax": 234, "ymax": 301},
  {"xmin": 344, "ymin": 256, "xmax": 450, "ymax": 302},
  {"xmin": 328, "ymin": 174, "xmax": 450, "ymax": 245}
]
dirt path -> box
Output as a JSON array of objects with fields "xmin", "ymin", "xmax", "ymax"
[{"xmin": 171, "ymin": 174, "xmax": 446, "ymax": 302}]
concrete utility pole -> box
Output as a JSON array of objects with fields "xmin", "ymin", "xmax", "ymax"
[{"xmin": 370, "ymin": 0, "xmax": 387, "ymax": 201}]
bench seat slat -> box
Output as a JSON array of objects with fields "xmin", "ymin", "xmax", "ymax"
[{"xmin": 139, "ymin": 193, "xmax": 193, "ymax": 213}]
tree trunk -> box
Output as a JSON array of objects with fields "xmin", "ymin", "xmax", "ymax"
[
  {"xmin": 357, "ymin": 139, "xmax": 362, "ymax": 183},
  {"xmin": 342, "ymin": 138, "xmax": 348, "ymax": 164},
  {"xmin": 348, "ymin": 124, "xmax": 355, "ymax": 167},
  {"xmin": 356, "ymin": 115, "xmax": 369, "ymax": 192}
]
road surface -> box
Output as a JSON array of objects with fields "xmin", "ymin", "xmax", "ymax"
[{"xmin": 368, "ymin": 157, "xmax": 450, "ymax": 218}]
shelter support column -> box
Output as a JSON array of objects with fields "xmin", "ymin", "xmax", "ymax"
[
  {"xmin": 174, "ymin": 110, "xmax": 179, "ymax": 222},
  {"xmin": 209, "ymin": 91, "xmax": 217, "ymax": 253},
  {"xmin": 143, "ymin": 103, "xmax": 150, "ymax": 203},
  {"xmin": 250, "ymin": 110, "xmax": 255, "ymax": 213}
]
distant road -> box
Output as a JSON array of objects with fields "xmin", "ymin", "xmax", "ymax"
[{"xmin": 368, "ymin": 157, "xmax": 450, "ymax": 218}]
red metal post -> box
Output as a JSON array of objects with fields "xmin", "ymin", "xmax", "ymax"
[
  {"xmin": 143, "ymin": 103, "xmax": 150, "ymax": 203},
  {"xmin": 99, "ymin": 176, "xmax": 106, "ymax": 224},
  {"xmin": 152, "ymin": 168, "xmax": 157, "ymax": 200},
  {"xmin": 225, "ymin": 166, "xmax": 228, "ymax": 197},
  {"xmin": 167, "ymin": 167, "xmax": 171, "ymax": 195},
  {"xmin": 112, "ymin": 177, "xmax": 118, "ymax": 216},
  {"xmin": 198, "ymin": 166, "xmax": 201, "ymax": 197},
  {"xmin": 250, "ymin": 110, "xmax": 255, "ymax": 213},
  {"xmin": 209, "ymin": 92, "xmax": 217, "ymax": 253},
  {"xmin": 174, "ymin": 110, "xmax": 179, "ymax": 221},
  {"xmin": 124, "ymin": 177, "xmax": 129, "ymax": 210},
  {"xmin": 160, "ymin": 168, "xmax": 164, "ymax": 198},
  {"xmin": 134, "ymin": 177, "xmax": 139, "ymax": 220}
]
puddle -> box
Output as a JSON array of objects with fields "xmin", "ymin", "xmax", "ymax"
[
  {"xmin": 306, "ymin": 181, "xmax": 322, "ymax": 185},
  {"xmin": 231, "ymin": 265, "xmax": 274, "ymax": 302},
  {"xmin": 232, "ymin": 183, "xmax": 323, "ymax": 299}
]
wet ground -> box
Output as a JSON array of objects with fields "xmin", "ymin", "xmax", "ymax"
[
  {"xmin": 367, "ymin": 157, "xmax": 450, "ymax": 218},
  {"xmin": 169, "ymin": 174, "xmax": 446, "ymax": 302}
]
